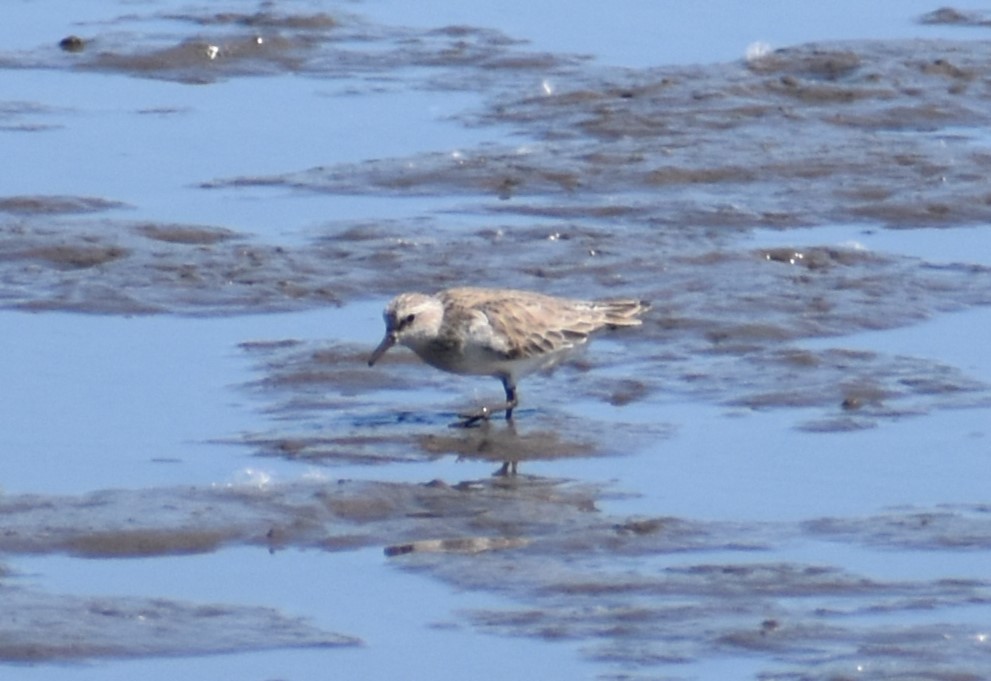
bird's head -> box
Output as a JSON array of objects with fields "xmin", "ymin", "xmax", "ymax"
[{"xmin": 368, "ymin": 292, "xmax": 445, "ymax": 366}]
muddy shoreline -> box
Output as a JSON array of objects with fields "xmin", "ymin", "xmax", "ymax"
[{"xmin": 2, "ymin": 3, "xmax": 990, "ymax": 678}]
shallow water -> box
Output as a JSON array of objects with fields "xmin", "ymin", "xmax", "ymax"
[{"xmin": 2, "ymin": 1, "xmax": 991, "ymax": 679}]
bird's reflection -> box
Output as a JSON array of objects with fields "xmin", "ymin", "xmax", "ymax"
[{"xmin": 415, "ymin": 417, "xmax": 597, "ymax": 476}]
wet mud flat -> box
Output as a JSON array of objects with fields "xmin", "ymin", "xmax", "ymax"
[
  {"xmin": 1, "ymin": 2, "xmax": 991, "ymax": 679},
  {"xmin": 1, "ymin": 478, "xmax": 989, "ymax": 676}
]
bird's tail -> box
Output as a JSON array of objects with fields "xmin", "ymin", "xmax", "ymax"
[{"xmin": 594, "ymin": 298, "xmax": 650, "ymax": 327}]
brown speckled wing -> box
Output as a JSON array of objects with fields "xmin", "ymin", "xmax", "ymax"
[
  {"xmin": 475, "ymin": 293, "xmax": 599, "ymax": 360},
  {"xmin": 434, "ymin": 287, "xmax": 644, "ymax": 363}
]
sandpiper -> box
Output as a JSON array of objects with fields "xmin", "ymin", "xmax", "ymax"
[{"xmin": 368, "ymin": 286, "xmax": 649, "ymax": 424}]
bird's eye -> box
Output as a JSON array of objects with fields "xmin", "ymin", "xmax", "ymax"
[{"xmin": 394, "ymin": 312, "xmax": 415, "ymax": 331}]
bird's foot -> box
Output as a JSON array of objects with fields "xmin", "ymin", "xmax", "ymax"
[
  {"xmin": 452, "ymin": 405, "xmax": 491, "ymax": 428},
  {"xmin": 451, "ymin": 400, "xmax": 515, "ymax": 428}
]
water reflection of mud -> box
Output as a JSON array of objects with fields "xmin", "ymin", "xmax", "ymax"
[{"xmin": 1, "ymin": 479, "xmax": 988, "ymax": 674}]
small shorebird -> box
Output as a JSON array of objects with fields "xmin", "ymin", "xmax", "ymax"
[{"xmin": 368, "ymin": 287, "xmax": 649, "ymax": 424}]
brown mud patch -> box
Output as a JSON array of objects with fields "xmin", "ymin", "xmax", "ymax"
[
  {"xmin": 0, "ymin": 477, "xmax": 612, "ymax": 558},
  {"xmin": 394, "ymin": 501, "xmax": 991, "ymax": 677},
  {"xmin": 6, "ymin": 8, "xmax": 582, "ymax": 86},
  {"xmin": 205, "ymin": 38, "xmax": 991, "ymax": 230},
  {"xmin": 135, "ymin": 222, "xmax": 239, "ymax": 245},
  {"xmin": 0, "ymin": 195, "xmax": 127, "ymax": 215},
  {"xmin": 2, "ymin": 212, "xmax": 989, "ymax": 353},
  {"xmin": 921, "ymin": 7, "xmax": 991, "ymax": 27},
  {"xmin": 0, "ymin": 217, "xmax": 340, "ymax": 314},
  {"xmin": 1, "ymin": 480, "xmax": 988, "ymax": 674},
  {"xmin": 17, "ymin": 243, "xmax": 129, "ymax": 270},
  {"xmin": 0, "ymin": 585, "xmax": 358, "ymax": 662},
  {"xmin": 235, "ymin": 339, "xmax": 664, "ymax": 466}
]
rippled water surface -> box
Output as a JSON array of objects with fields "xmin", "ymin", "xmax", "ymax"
[{"xmin": 2, "ymin": 2, "xmax": 991, "ymax": 679}]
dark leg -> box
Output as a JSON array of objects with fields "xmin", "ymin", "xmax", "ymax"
[
  {"xmin": 501, "ymin": 377, "xmax": 518, "ymax": 421},
  {"xmin": 496, "ymin": 378, "xmax": 519, "ymax": 472},
  {"xmin": 494, "ymin": 460, "xmax": 518, "ymax": 476}
]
